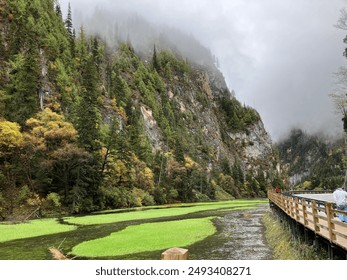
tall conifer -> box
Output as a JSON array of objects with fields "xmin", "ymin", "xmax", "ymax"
[{"xmin": 65, "ymin": 3, "xmax": 75, "ymax": 55}]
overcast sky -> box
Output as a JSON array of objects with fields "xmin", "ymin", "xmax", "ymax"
[{"xmin": 60, "ymin": 0, "xmax": 347, "ymax": 142}]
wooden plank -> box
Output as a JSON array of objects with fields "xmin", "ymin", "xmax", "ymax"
[
  {"xmin": 316, "ymin": 215, "xmax": 328, "ymax": 221},
  {"xmin": 332, "ymin": 220, "xmax": 347, "ymax": 228},
  {"xmin": 332, "ymin": 229, "xmax": 347, "ymax": 239}
]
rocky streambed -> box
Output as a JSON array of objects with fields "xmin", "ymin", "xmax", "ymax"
[{"xmin": 188, "ymin": 205, "xmax": 273, "ymax": 260}]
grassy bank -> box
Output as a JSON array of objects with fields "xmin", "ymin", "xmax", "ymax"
[{"xmin": 262, "ymin": 211, "xmax": 318, "ymax": 260}]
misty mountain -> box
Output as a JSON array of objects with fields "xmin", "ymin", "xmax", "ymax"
[
  {"xmin": 73, "ymin": 8, "xmax": 226, "ymax": 83},
  {"xmin": 276, "ymin": 129, "xmax": 345, "ymax": 190}
]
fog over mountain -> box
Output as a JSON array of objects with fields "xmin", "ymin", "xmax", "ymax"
[{"xmin": 60, "ymin": 0, "xmax": 347, "ymax": 142}]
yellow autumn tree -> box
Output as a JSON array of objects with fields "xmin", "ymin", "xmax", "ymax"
[
  {"xmin": 0, "ymin": 120, "xmax": 24, "ymax": 217},
  {"xmin": 25, "ymin": 108, "xmax": 77, "ymax": 147},
  {"xmin": 21, "ymin": 108, "xmax": 93, "ymax": 210},
  {"xmin": 0, "ymin": 120, "xmax": 23, "ymax": 156},
  {"xmin": 131, "ymin": 153, "xmax": 154, "ymax": 193}
]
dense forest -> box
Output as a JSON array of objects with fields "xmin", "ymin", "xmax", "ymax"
[{"xmin": 0, "ymin": 0, "xmax": 280, "ymax": 220}]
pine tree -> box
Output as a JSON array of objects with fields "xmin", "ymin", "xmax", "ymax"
[
  {"xmin": 5, "ymin": 46, "xmax": 40, "ymax": 125},
  {"xmin": 152, "ymin": 44, "xmax": 159, "ymax": 71},
  {"xmin": 54, "ymin": 1, "xmax": 62, "ymax": 18},
  {"xmin": 75, "ymin": 26, "xmax": 88, "ymax": 67},
  {"xmin": 100, "ymin": 117, "xmax": 119, "ymax": 177},
  {"xmin": 65, "ymin": 3, "xmax": 73, "ymax": 38},
  {"xmin": 92, "ymin": 37, "xmax": 104, "ymax": 73},
  {"xmin": 65, "ymin": 3, "xmax": 75, "ymax": 55},
  {"xmin": 77, "ymin": 55, "xmax": 101, "ymax": 153}
]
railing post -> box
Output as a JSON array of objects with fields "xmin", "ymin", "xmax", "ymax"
[
  {"xmin": 312, "ymin": 200, "xmax": 319, "ymax": 233},
  {"xmin": 294, "ymin": 197, "xmax": 299, "ymax": 221},
  {"xmin": 275, "ymin": 192, "xmax": 278, "ymax": 206},
  {"xmin": 325, "ymin": 202, "xmax": 335, "ymax": 242},
  {"xmin": 289, "ymin": 198, "xmax": 293, "ymax": 218},
  {"xmin": 287, "ymin": 197, "xmax": 290, "ymax": 216},
  {"xmin": 279, "ymin": 193, "xmax": 283, "ymax": 209},
  {"xmin": 302, "ymin": 199, "xmax": 308, "ymax": 226}
]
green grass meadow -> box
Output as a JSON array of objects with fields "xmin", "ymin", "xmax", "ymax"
[
  {"xmin": 0, "ymin": 199, "xmax": 267, "ymax": 259},
  {"xmin": 64, "ymin": 199, "xmax": 266, "ymax": 225},
  {"xmin": 0, "ymin": 219, "xmax": 77, "ymax": 243},
  {"xmin": 71, "ymin": 217, "xmax": 216, "ymax": 257}
]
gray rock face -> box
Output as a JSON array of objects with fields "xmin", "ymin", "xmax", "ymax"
[{"xmin": 139, "ymin": 66, "xmax": 278, "ymax": 182}]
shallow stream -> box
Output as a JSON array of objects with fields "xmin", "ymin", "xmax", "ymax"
[{"xmin": 189, "ymin": 206, "xmax": 273, "ymax": 260}]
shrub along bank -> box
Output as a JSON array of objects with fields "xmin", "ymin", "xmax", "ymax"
[{"xmin": 262, "ymin": 212, "xmax": 319, "ymax": 260}]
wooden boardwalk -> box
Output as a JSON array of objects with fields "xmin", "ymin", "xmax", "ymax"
[{"xmin": 268, "ymin": 190, "xmax": 347, "ymax": 251}]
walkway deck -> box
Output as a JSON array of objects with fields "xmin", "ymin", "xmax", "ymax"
[{"xmin": 268, "ymin": 190, "xmax": 347, "ymax": 251}]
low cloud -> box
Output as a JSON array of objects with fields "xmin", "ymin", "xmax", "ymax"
[{"xmin": 61, "ymin": 0, "xmax": 347, "ymax": 141}]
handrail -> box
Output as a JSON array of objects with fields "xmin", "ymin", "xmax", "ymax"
[
  {"xmin": 283, "ymin": 190, "xmax": 332, "ymax": 195},
  {"xmin": 268, "ymin": 190, "xmax": 347, "ymax": 250}
]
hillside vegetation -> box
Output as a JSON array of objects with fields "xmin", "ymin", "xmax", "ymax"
[{"xmin": 0, "ymin": 0, "xmax": 280, "ymax": 220}]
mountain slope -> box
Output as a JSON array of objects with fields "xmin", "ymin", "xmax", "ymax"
[
  {"xmin": 276, "ymin": 129, "xmax": 344, "ymax": 190},
  {"xmin": 0, "ymin": 0, "xmax": 280, "ymax": 219}
]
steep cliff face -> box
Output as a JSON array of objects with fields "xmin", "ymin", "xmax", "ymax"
[
  {"xmin": 135, "ymin": 60, "xmax": 279, "ymax": 196},
  {"xmin": 141, "ymin": 105, "xmax": 165, "ymax": 150},
  {"xmin": 228, "ymin": 121, "xmax": 274, "ymax": 168}
]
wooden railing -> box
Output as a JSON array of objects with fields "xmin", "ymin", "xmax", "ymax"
[{"xmin": 268, "ymin": 190, "xmax": 347, "ymax": 250}]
